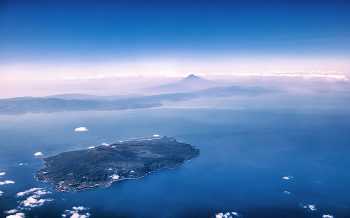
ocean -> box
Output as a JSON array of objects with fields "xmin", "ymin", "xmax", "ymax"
[{"xmin": 0, "ymin": 108, "xmax": 349, "ymax": 218}]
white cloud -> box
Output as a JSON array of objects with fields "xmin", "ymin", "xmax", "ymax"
[
  {"xmin": 19, "ymin": 163, "xmax": 27, "ymax": 166},
  {"xmin": 62, "ymin": 71, "xmax": 189, "ymax": 80},
  {"xmin": 17, "ymin": 187, "xmax": 51, "ymax": 198},
  {"xmin": 4, "ymin": 188, "xmax": 54, "ymax": 217},
  {"xmin": 214, "ymin": 71, "xmax": 348, "ymax": 81},
  {"xmin": 0, "ymin": 180, "xmax": 15, "ymax": 185},
  {"xmin": 110, "ymin": 174, "xmax": 119, "ymax": 180},
  {"xmin": 16, "ymin": 188, "xmax": 53, "ymax": 209},
  {"xmin": 305, "ymin": 205, "xmax": 317, "ymax": 211},
  {"xmin": 75, "ymin": 127, "xmax": 88, "ymax": 132},
  {"xmin": 72, "ymin": 207, "xmax": 86, "ymax": 211},
  {"xmin": 0, "ymin": 190, "xmax": 3, "ymax": 196},
  {"xmin": 102, "ymin": 143, "xmax": 109, "ymax": 146},
  {"xmin": 5, "ymin": 209, "xmax": 19, "ymax": 214},
  {"xmin": 6, "ymin": 213, "xmax": 25, "ymax": 218},
  {"xmin": 300, "ymin": 204, "xmax": 317, "ymax": 211},
  {"xmin": 34, "ymin": 152, "xmax": 43, "ymax": 156},
  {"xmin": 0, "ymin": 172, "xmax": 5, "ymax": 176},
  {"xmin": 215, "ymin": 212, "xmax": 242, "ymax": 218},
  {"xmin": 62, "ymin": 206, "xmax": 91, "ymax": 218},
  {"xmin": 47, "ymin": 70, "xmax": 350, "ymax": 81},
  {"xmin": 323, "ymin": 215, "xmax": 334, "ymax": 218},
  {"xmin": 153, "ymin": 134, "xmax": 159, "ymax": 137},
  {"xmin": 284, "ymin": 191, "xmax": 291, "ymax": 194},
  {"xmin": 20, "ymin": 196, "xmax": 53, "ymax": 208},
  {"xmin": 282, "ymin": 175, "xmax": 293, "ymax": 180},
  {"xmin": 88, "ymin": 147, "xmax": 95, "ymax": 149},
  {"xmin": 16, "ymin": 188, "xmax": 42, "ymax": 197}
]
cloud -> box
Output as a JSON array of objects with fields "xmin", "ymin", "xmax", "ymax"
[
  {"xmin": 75, "ymin": 127, "xmax": 88, "ymax": 132},
  {"xmin": 284, "ymin": 191, "xmax": 291, "ymax": 194},
  {"xmin": 0, "ymin": 190, "xmax": 3, "ymax": 196},
  {"xmin": 15, "ymin": 187, "xmax": 53, "ymax": 209},
  {"xmin": 0, "ymin": 180, "xmax": 15, "ymax": 185},
  {"xmin": 6, "ymin": 213, "xmax": 25, "ymax": 218},
  {"xmin": 300, "ymin": 203, "xmax": 317, "ymax": 211},
  {"xmin": 282, "ymin": 175, "xmax": 293, "ymax": 180},
  {"xmin": 323, "ymin": 215, "xmax": 334, "ymax": 218},
  {"xmin": 5, "ymin": 209, "xmax": 19, "ymax": 214},
  {"xmin": 61, "ymin": 71, "xmax": 189, "ymax": 80},
  {"xmin": 209, "ymin": 71, "xmax": 348, "ymax": 81},
  {"xmin": 153, "ymin": 134, "xmax": 160, "ymax": 137},
  {"xmin": 0, "ymin": 172, "xmax": 5, "ymax": 176},
  {"xmin": 5, "ymin": 188, "xmax": 53, "ymax": 218},
  {"xmin": 19, "ymin": 163, "xmax": 27, "ymax": 166},
  {"xmin": 88, "ymin": 146, "xmax": 95, "ymax": 149},
  {"xmin": 34, "ymin": 152, "xmax": 43, "ymax": 156},
  {"xmin": 102, "ymin": 143, "xmax": 109, "ymax": 146},
  {"xmin": 215, "ymin": 212, "xmax": 242, "ymax": 218},
  {"xmin": 46, "ymin": 70, "xmax": 350, "ymax": 81},
  {"xmin": 62, "ymin": 206, "xmax": 91, "ymax": 218},
  {"xmin": 305, "ymin": 205, "xmax": 317, "ymax": 211},
  {"xmin": 16, "ymin": 188, "xmax": 46, "ymax": 197},
  {"xmin": 20, "ymin": 196, "xmax": 53, "ymax": 208},
  {"xmin": 110, "ymin": 174, "xmax": 119, "ymax": 180}
]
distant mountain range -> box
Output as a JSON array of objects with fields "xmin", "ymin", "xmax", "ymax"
[
  {"xmin": 0, "ymin": 75, "xmax": 282, "ymax": 115},
  {"xmin": 143, "ymin": 74, "xmax": 226, "ymax": 94}
]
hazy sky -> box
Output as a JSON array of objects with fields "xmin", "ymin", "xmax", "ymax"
[{"xmin": 1, "ymin": 0, "xmax": 350, "ymax": 97}]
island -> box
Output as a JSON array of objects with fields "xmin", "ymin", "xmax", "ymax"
[{"xmin": 35, "ymin": 136, "xmax": 200, "ymax": 192}]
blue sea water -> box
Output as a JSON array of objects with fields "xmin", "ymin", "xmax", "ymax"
[{"xmin": 0, "ymin": 108, "xmax": 349, "ymax": 218}]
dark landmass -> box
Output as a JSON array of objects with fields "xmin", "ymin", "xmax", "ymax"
[
  {"xmin": 0, "ymin": 87, "xmax": 280, "ymax": 115},
  {"xmin": 0, "ymin": 97, "xmax": 163, "ymax": 115},
  {"xmin": 47, "ymin": 93, "xmax": 143, "ymax": 101},
  {"xmin": 0, "ymin": 76, "xmax": 282, "ymax": 115},
  {"xmin": 35, "ymin": 136, "xmax": 200, "ymax": 192}
]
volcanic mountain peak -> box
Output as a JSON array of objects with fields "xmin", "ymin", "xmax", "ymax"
[{"xmin": 187, "ymin": 74, "xmax": 201, "ymax": 79}]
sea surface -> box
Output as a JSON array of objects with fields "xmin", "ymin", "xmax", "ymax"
[{"xmin": 0, "ymin": 108, "xmax": 349, "ymax": 218}]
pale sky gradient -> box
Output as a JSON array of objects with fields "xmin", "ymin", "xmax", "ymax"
[
  {"xmin": 1, "ymin": 0, "xmax": 350, "ymax": 98},
  {"xmin": 1, "ymin": 56, "xmax": 350, "ymax": 98}
]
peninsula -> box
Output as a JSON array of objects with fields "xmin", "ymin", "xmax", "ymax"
[{"xmin": 35, "ymin": 136, "xmax": 199, "ymax": 192}]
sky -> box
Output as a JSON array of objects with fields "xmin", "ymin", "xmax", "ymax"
[{"xmin": 1, "ymin": 0, "xmax": 350, "ymax": 97}]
